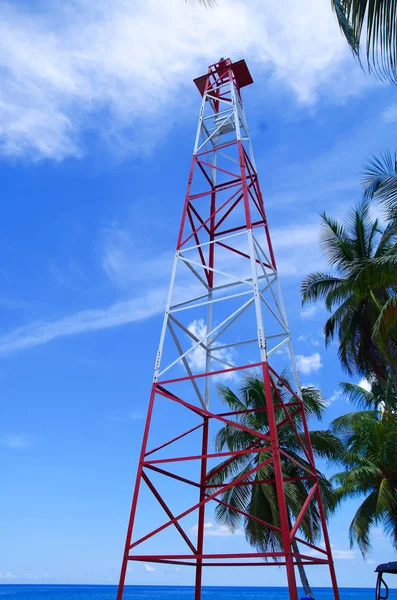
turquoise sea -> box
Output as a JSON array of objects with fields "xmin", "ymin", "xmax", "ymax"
[{"xmin": 0, "ymin": 586, "xmax": 396, "ymax": 600}]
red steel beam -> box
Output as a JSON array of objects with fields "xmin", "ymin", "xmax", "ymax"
[
  {"xmin": 143, "ymin": 445, "xmax": 271, "ymax": 466},
  {"xmin": 141, "ymin": 471, "xmax": 197, "ymax": 554},
  {"xmin": 289, "ymin": 483, "xmax": 318, "ymax": 541},
  {"xmin": 144, "ymin": 463, "xmax": 200, "ymax": 488},
  {"xmin": 128, "ymin": 456, "xmax": 273, "ymax": 551},
  {"xmin": 145, "ymin": 422, "xmax": 204, "ymax": 458}
]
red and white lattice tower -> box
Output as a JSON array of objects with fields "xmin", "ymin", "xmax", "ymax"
[{"xmin": 117, "ymin": 59, "xmax": 340, "ymax": 600}]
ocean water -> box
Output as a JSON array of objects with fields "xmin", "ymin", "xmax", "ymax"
[{"xmin": 1, "ymin": 586, "xmax": 396, "ymax": 600}]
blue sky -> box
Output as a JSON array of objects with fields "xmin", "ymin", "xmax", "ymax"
[{"xmin": 1, "ymin": 0, "xmax": 397, "ymax": 590}]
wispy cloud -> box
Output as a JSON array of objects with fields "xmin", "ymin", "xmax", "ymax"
[
  {"xmin": 331, "ymin": 548, "xmax": 356, "ymax": 560},
  {"xmin": 271, "ymin": 223, "xmax": 325, "ymax": 277},
  {"xmin": 0, "ymin": 290, "xmax": 168, "ymax": 358},
  {"xmin": 300, "ymin": 305, "xmax": 319, "ymax": 320},
  {"xmin": 101, "ymin": 224, "xmax": 172, "ymax": 289},
  {"xmin": 382, "ymin": 104, "xmax": 397, "ymax": 123},
  {"xmin": 309, "ymin": 544, "xmax": 356, "ymax": 561},
  {"xmin": 129, "ymin": 410, "xmax": 145, "ymax": 421},
  {"xmin": 0, "ymin": 221, "xmax": 325, "ymax": 358},
  {"xmin": 190, "ymin": 521, "xmax": 243, "ymax": 537},
  {"xmin": 298, "ymin": 334, "xmax": 321, "ymax": 347},
  {"xmin": 0, "ymin": 0, "xmax": 365, "ymax": 160},
  {"xmin": 0, "ymin": 572, "xmax": 17, "ymax": 580},
  {"xmin": 326, "ymin": 389, "xmax": 343, "ymax": 407},
  {"xmin": 2, "ymin": 434, "xmax": 31, "ymax": 449},
  {"xmin": 187, "ymin": 319, "xmax": 237, "ymax": 381},
  {"xmin": 296, "ymin": 352, "xmax": 322, "ymax": 374},
  {"xmin": 144, "ymin": 564, "xmax": 156, "ymax": 572}
]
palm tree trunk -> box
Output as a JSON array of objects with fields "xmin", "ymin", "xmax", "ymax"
[
  {"xmin": 287, "ymin": 513, "xmax": 314, "ymax": 598},
  {"xmin": 291, "ymin": 537, "xmax": 314, "ymax": 599}
]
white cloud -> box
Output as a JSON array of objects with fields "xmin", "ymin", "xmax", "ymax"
[
  {"xmin": 300, "ymin": 305, "xmax": 318, "ymax": 320},
  {"xmin": 2, "ymin": 434, "xmax": 31, "ymax": 449},
  {"xmin": 358, "ymin": 377, "xmax": 372, "ymax": 392},
  {"xmin": 0, "ymin": 221, "xmax": 323, "ymax": 359},
  {"xmin": 298, "ymin": 334, "xmax": 321, "ymax": 347},
  {"xmin": 190, "ymin": 521, "xmax": 243, "ymax": 537},
  {"xmin": 296, "ymin": 352, "xmax": 322, "ymax": 374},
  {"xmin": 0, "ymin": 0, "xmax": 366, "ymax": 160},
  {"xmin": 101, "ymin": 225, "xmax": 172, "ymax": 289},
  {"xmin": 0, "ymin": 289, "xmax": 168, "ymax": 357},
  {"xmin": 332, "ymin": 548, "xmax": 356, "ymax": 560},
  {"xmin": 309, "ymin": 544, "xmax": 356, "ymax": 561},
  {"xmin": 187, "ymin": 319, "xmax": 236, "ymax": 380},
  {"xmin": 129, "ymin": 411, "xmax": 145, "ymax": 421},
  {"xmin": 144, "ymin": 564, "xmax": 156, "ymax": 572},
  {"xmin": 271, "ymin": 223, "xmax": 325, "ymax": 277},
  {"xmin": 382, "ymin": 104, "xmax": 397, "ymax": 123},
  {"xmin": 326, "ymin": 389, "xmax": 342, "ymax": 407},
  {"xmin": 0, "ymin": 572, "xmax": 17, "ymax": 580}
]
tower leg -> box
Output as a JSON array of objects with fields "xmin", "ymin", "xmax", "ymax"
[
  {"xmin": 117, "ymin": 385, "xmax": 156, "ymax": 600},
  {"xmin": 195, "ymin": 417, "xmax": 209, "ymax": 600},
  {"xmin": 316, "ymin": 488, "xmax": 340, "ymax": 600},
  {"xmin": 261, "ymin": 362, "xmax": 298, "ymax": 600},
  {"xmin": 299, "ymin": 387, "xmax": 340, "ymax": 600}
]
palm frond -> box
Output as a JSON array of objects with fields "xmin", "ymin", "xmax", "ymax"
[
  {"xmin": 323, "ymin": 296, "xmax": 356, "ymax": 347},
  {"xmin": 320, "ymin": 212, "xmax": 355, "ymax": 268},
  {"xmin": 300, "ymin": 386, "xmax": 328, "ymax": 420},
  {"xmin": 301, "ymin": 273, "xmax": 343, "ymax": 305},
  {"xmin": 345, "ymin": 201, "xmax": 373, "ymax": 259},
  {"xmin": 332, "ymin": 0, "xmax": 360, "ymax": 56},
  {"xmin": 330, "ymin": 410, "xmax": 380, "ymax": 437},
  {"xmin": 349, "ymin": 490, "xmax": 378, "ymax": 555},
  {"xmin": 210, "ymin": 374, "xmax": 336, "ymax": 560},
  {"xmin": 350, "ymin": 254, "xmax": 397, "ymax": 290},
  {"xmin": 363, "ymin": 151, "xmax": 397, "ymax": 211},
  {"xmin": 302, "ymin": 430, "xmax": 345, "ymax": 461},
  {"xmin": 338, "ymin": 381, "xmax": 376, "ymax": 409},
  {"xmin": 373, "ymin": 293, "xmax": 397, "ymax": 353},
  {"xmin": 332, "ymin": 1, "xmax": 397, "ymax": 82},
  {"xmin": 374, "ymin": 220, "xmax": 397, "ymax": 258}
]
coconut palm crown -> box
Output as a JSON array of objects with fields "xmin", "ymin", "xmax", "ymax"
[
  {"xmin": 330, "ymin": 376, "xmax": 397, "ymax": 555},
  {"xmin": 207, "ymin": 373, "xmax": 343, "ymax": 597},
  {"xmin": 301, "ymin": 201, "xmax": 397, "ymax": 383}
]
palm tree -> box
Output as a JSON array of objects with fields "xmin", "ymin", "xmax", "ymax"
[
  {"xmin": 330, "ymin": 376, "xmax": 397, "ymax": 555},
  {"xmin": 207, "ymin": 373, "xmax": 343, "ymax": 599},
  {"xmin": 361, "ymin": 152, "xmax": 397, "ymax": 377},
  {"xmin": 301, "ymin": 201, "xmax": 397, "ymax": 389}
]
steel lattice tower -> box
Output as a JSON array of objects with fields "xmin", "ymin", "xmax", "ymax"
[{"xmin": 117, "ymin": 58, "xmax": 340, "ymax": 600}]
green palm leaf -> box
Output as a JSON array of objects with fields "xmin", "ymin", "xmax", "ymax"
[
  {"xmin": 302, "ymin": 200, "xmax": 395, "ymax": 381},
  {"xmin": 338, "ymin": 382, "xmax": 375, "ymax": 409},
  {"xmin": 331, "ymin": 1, "xmax": 397, "ymax": 82},
  {"xmin": 209, "ymin": 374, "xmax": 337, "ymax": 584},
  {"xmin": 363, "ymin": 151, "xmax": 397, "ymax": 213}
]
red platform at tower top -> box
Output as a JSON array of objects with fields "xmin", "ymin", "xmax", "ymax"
[
  {"xmin": 194, "ymin": 59, "xmax": 253, "ymax": 96},
  {"xmin": 116, "ymin": 58, "xmax": 340, "ymax": 600}
]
